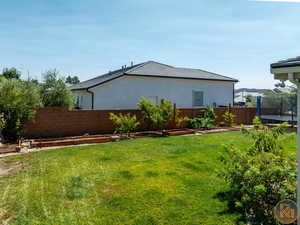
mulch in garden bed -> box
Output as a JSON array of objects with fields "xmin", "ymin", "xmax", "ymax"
[
  {"xmin": 24, "ymin": 126, "xmax": 246, "ymax": 149},
  {"xmin": 0, "ymin": 144, "xmax": 18, "ymax": 154}
]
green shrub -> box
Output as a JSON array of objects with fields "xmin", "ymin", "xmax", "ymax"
[
  {"xmin": 137, "ymin": 97, "xmax": 173, "ymax": 131},
  {"xmin": 109, "ymin": 113, "xmax": 140, "ymax": 137},
  {"xmin": 188, "ymin": 107, "xmax": 216, "ymax": 129},
  {"xmin": 0, "ymin": 113, "xmax": 5, "ymax": 130},
  {"xmin": 221, "ymin": 111, "xmax": 235, "ymax": 127},
  {"xmin": 137, "ymin": 97, "xmax": 157, "ymax": 129},
  {"xmin": 219, "ymin": 123, "xmax": 296, "ymax": 225},
  {"xmin": 0, "ymin": 113, "xmax": 5, "ymax": 143},
  {"xmin": 252, "ymin": 116, "xmax": 262, "ymax": 129},
  {"xmin": 0, "ymin": 78, "xmax": 41, "ymax": 141}
]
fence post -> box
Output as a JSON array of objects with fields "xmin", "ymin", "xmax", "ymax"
[
  {"xmin": 256, "ymin": 96, "xmax": 262, "ymax": 118},
  {"xmin": 173, "ymin": 103, "xmax": 177, "ymax": 128}
]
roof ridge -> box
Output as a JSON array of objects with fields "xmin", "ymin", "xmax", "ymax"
[
  {"xmin": 124, "ymin": 61, "xmax": 150, "ymax": 74},
  {"xmin": 125, "ymin": 61, "xmax": 175, "ymax": 74}
]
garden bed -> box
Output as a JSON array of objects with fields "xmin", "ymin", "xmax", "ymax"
[
  {"xmin": 0, "ymin": 144, "xmax": 18, "ymax": 154},
  {"xmin": 0, "ymin": 126, "xmax": 252, "ymax": 154},
  {"xmin": 25, "ymin": 126, "xmax": 247, "ymax": 149}
]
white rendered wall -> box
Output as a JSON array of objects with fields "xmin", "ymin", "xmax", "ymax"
[
  {"xmin": 73, "ymin": 91, "xmax": 92, "ymax": 109},
  {"xmin": 81, "ymin": 75, "xmax": 235, "ymax": 109}
]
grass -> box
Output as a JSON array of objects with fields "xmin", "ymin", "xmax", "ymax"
[{"xmin": 0, "ymin": 131, "xmax": 296, "ymax": 225}]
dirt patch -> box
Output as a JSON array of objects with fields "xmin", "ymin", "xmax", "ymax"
[
  {"xmin": 0, "ymin": 160, "xmax": 24, "ymax": 177},
  {"xmin": 99, "ymin": 184, "xmax": 118, "ymax": 199},
  {"xmin": 0, "ymin": 207, "xmax": 13, "ymax": 225}
]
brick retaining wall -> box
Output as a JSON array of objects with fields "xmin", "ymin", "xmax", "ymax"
[{"xmin": 24, "ymin": 107, "xmax": 257, "ymax": 138}]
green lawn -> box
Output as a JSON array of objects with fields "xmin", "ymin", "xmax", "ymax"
[{"xmin": 0, "ymin": 131, "xmax": 296, "ymax": 225}]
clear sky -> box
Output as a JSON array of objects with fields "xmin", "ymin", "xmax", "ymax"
[{"xmin": 0, "ymin": 0, "xmax": 299, "ymax": 88}]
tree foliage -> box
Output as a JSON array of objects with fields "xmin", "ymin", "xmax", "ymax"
[
  {"xmin": 66, "ymin": 75, "xmax": 80, "ymax": 85},
  {"xmin": 137, "ymin": 97, "xmax": 173, "ymax": 131},
  {"xmin": 40, "ymin": 70, "xmax": 74, "ymax": 107},
  {"xmin": 219, "ymin": 123, "xmax": 296, "ymax": 225},
  {"xmin": 221, "ymin": 111, "xmax": 235, "ymax": 127},
  {"xmin": 1, "ymin": 67, "xmax": 21, "ymax": 80},
  {"xmin": 252, "ymin": 116, "xmax": 262, "ymax": 129},
  {"xmin": 0, "ymin": 78, "xmax": 41, "ymax": 141}
]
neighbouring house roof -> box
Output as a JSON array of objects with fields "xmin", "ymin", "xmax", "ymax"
[
  {"xmin": 235, "ymin": 88, "xmax": 270, "ymax": 94},
  {"xmin": 271, "ymin": 56, "xmax": 300, "ymax": 69},
  {"xmin": 70, "ymin": 61, "xmax": 238, "ymax": 91}
]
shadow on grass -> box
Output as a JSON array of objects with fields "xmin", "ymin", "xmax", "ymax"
[{"xmin": 214, "ymin": 191, "xmax": 246, "ymax": 225}]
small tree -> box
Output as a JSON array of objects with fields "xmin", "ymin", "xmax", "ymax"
[
  {"xmin": 0, "ymin": 78, "xmax": 41, "ymax": 141},
  {"xmin": 137, "ymin": 97, "xmax": 157, "ymax": 129},
  {"xmin": 252, "ymin": 116, "xmax": 262, "ymax": 129},
  {"xmin": 109, "ymin": 113, "xmax": 140, "ymax": 137},
  {"xmin": 40, "ymin": 70, "xmax": 74, "ymax": 107},
  {"xmin": 222, "ymin": 111, "xmax": 235, "ymax": 127},
  {"xmin": 137, "ymin": 97, "xmax": 173, "ymax": 133}
]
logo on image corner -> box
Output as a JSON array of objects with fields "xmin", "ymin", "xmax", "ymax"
[{"xmin": 274, "ymin": 199, "xmax": 298, "ymax": 224}]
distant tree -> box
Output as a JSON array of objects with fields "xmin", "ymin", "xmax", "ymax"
[
  {"xmin": 40, "ymin": 70, "xmax": 74, "ymax": 107},
  {"xmin": 66, "ymin": 75, "xmax": 80, "ymax": 85},
  {"xmin": 1, "ymin": 67, "xmax": 21, "ymax": 79}
]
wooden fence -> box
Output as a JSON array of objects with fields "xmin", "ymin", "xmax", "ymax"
[{"xmin": 24, "ymin": 107, "xmax": 257, "ymax": 138}]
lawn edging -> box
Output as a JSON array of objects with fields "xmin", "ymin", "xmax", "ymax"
[{"xmin": 1, "ymin": 126, "xmax": 253, "ymax": 156}]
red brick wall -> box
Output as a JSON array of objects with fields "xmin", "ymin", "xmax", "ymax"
[{"xmin": 24, "ymin": 107, "xmax": 257, "ymax": 138}]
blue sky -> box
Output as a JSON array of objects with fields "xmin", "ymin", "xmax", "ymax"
[{"xmin": 0, "ymin": 0, "xmax": 299, "ymax": 88}]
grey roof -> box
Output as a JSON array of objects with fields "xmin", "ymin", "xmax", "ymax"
[
  {"xmin": 70, "ymin": 61, "xmax": 238, "ymax": 90},
  {"xmin": 235, "ymin": 88, "xmax": 270, "ymax": 94},
  {"xmin": 271, "ymin": 56, "xmax": 300, "ymax": 69}
]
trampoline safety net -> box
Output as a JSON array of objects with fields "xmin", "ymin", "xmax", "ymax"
[{"xmin": 259, "ymin": 93, "xmax": 297, "ymax": 122}]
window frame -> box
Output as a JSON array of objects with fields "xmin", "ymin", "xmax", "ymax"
[{"xmin": 192, "ymin": 90, "xmax": 204, "ymax": 107}]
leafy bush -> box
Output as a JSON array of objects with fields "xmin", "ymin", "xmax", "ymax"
[
  {"xmin": 252, "ymin": 116, "xmax": 262, "ymax": 129},
  {"xmin": 221, "ymin": 111, "xmax": 235, "ymax": 127},
  {"xmin": 219, "ymin": 123, "xmax": 296, "ymax": 225},
  {"xmin": 188, "ymin": 107, "xmax": 216, "ymax": 129},
  {"xmin": 109, "ymin": 113, "xmax": 140, "ymax": 137},
  {"xmin": 137, "ymin": 97, "xmax": 173, "ymax": 131},
  {"xmin": 137, "ymin": 97, "xmax": 157, "ymax": 129},
  {"xmin": 0, "ymin": 78, "xmax": 41, "ymax": 141},
  {"xmin": 0, "ymin": 113, "xmax": 5, "ymax": 144},
  {"xmin": 0, "ymin": 113, "xmax": 5, "ymax": 130}
]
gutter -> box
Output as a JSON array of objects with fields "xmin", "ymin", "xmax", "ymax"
[{"xmin": 86, "ymin": 89, "xmax": 94, "ymax": 110}]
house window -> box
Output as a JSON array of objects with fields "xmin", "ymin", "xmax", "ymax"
[{"xmin": 193, "ymin": 91, "xmax": 204, "ymax": 107}]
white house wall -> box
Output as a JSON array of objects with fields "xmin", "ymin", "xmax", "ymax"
[
  {"xmin": 82, "ymin": 75, "xmax": 234, "ymax": 109},
  {"xmin": 73, "ymin": 91, "xmax": 93, "ymax": 109}
]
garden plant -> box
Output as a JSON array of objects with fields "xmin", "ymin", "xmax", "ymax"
[
  {"xmin": 219, "ymin": 123, "xmax": 296, "ymax": 225},
  {"xmin": 137, "ymin": 97, "xmax": 173, "ymax": 133},
  {"xmin": 109, "ymin": 113, "xmax": 140, "ymax": 137}
]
